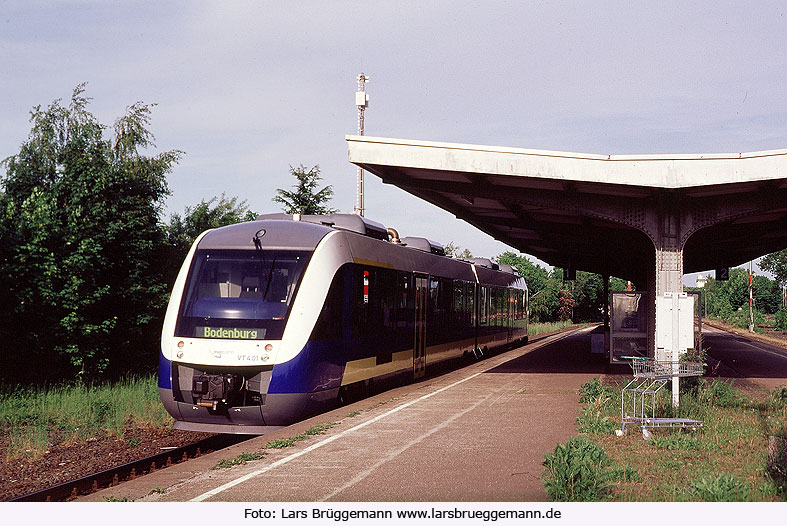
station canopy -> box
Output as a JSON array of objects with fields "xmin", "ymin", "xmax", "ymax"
[{"xmin": 347, "ymin": 135, "xmax": 787, "ymax": 286}]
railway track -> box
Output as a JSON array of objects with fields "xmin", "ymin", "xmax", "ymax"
[{"xmin": 8, "ymin": 434, "xmax": 250, "ymax": 502}]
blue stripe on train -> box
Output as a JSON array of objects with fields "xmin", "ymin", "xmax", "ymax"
[
  {"xmin": 158, "ymin": 352, "xmax": 172, "ymax": 389},
  {"xmin": 267, "ymin": 340, "xmax": 345, "ymax": 394}
]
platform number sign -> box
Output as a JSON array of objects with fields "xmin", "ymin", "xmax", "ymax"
[{"xmin": 715, "ymin": 267, "xmax": 729, "ymax": 281}]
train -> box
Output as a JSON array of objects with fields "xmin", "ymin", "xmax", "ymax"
[{"xmin": 159, "ymin": 213, "xmax": 528, "ymax": 434}]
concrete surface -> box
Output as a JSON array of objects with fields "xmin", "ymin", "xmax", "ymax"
[{"xmin": 83, "ymin": 327, "xmax": 599, "ymax": 502}]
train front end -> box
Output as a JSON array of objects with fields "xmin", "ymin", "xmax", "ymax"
[{"xmin": 158, "ymin": 219, "xmax": 340, "ymax": 434}]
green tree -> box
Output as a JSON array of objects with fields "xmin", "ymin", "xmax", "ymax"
[
  {"xmin": 496, "ymin": 251, "xmax": 549, "ymax": 295},
  {"xmin": 273, "ymin": 164, "xmax": 337, "ymax": 215},
  {"xmin": 445, "ymin": 241, "xmax": 472, "ymax": 259},
  {"xmin": 0, "ymin": 85, "xmax": 181, "ymax": 382},
  {"xmin": 572, "ymin": 272, "xmax": 604, "ymax": 321},
  {"xmin": 725, "ymin": 268, "xmax": 750, "ymax": 311},
  {"xmin": 165, "ymin": 194, "xmax": 255, "ymax": 257},
  {"xmin": 161, "ymin": 194, "xmax": 256, "ymax": 286},
  {"xmin": 761, "ymin": 250, "xmax": 787, "ymax": 287},
  {"xmin": 753, "ymin": 274, "xmax": 781, "ymax": 314}
]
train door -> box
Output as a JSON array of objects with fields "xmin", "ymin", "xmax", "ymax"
[
  {"xmin": 506, "ymin": 288, "xmax": 513, "ymax": 342},
  {"xmin": 413, "ymin": 273, "xmax": 428, "ymax": 379}
]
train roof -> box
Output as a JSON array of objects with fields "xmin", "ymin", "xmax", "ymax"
[
  {"xmin": 198, "ymin": 213, "xmax": 521, "ymax": 280},
  {"xmin": 197, "ymin": 219, "xmax": 332, "ymax": 251},
  {"xmin": 257, "ymin": 213, "xmax": 389, "ymax": 240}
]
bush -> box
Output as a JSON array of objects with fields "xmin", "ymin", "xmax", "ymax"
[
  {"xmin": 541, "ymin": 435, "xmax": 614, "ymax": 501},
  {"xmin": 688, "ymin": 473, "xmax": 751, "ymax": 501},
  {"xmin": 699, "ymin": 379, "xmax": 745, "ymax": 409},
  {"xmin": 775, "ymin": 308, "xmax": 787, "ymax": 331},
  {"xmin": 724, "ymin": 308, "xmax": 765, "ymax": 331},
  {"xmin": 578, "ymin": 378, "xmax": 613, "ymax": 404}
]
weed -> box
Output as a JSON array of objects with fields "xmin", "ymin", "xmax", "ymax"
[
  {"xmin": 609, "ymin": 465, "xmax": 641, "ymax": 483},
  {"xmin": 576, "ymin": 405, "xmax": 617, "ymax": 435},
  {"xmin": 212, "ymin": 452, "xmax": 265, "ymax": 469},
  {"xmin": 562, "ymin": 378, "xmax": 785, "ymax": 501},
  {"xmin": 265, "ymin": 422, "xmax": 337, "ymax": 449},
  {"xmin": 688, "ymin": 473, "xmax": 751, "ymax": 502},
  {"xmin": 346, "ymin": 411, "xmax": 361, "ymax": 418},
  {"xmin": 659, "ymin": 459, "xmax": 683, "ymax": 471},
  {"xmin": 151, "ymin": 487, "xmax": 165, "ymax": 494},
  {"xmin": 304, "ymin": 422, "xmax": 336, "ymax": 435},
  {"xmin": 768, "ymin": 386, "xmax": 787, "ymax": 410},
  {"xmin": 126, "ymin": 437, "xmax": 141, "ymax": 447},
  {"xmin": 576, "ymin": 378, "xmax": 617, "ymax": 435},
  {"xmin": 578, "ymin": 378, "xmax": 613, "ymax": 404},
  {"xmin": 103, "ymin": 496, "xmax": 129, "ymax": 502},
  {"xmin": 699, "ymin": 379, "xmax": 745, "ymax": 409},
  {"xmin": 265, "ymin": 436, "xmax": 302, "ymax": 449},
  {"xmin": 541, "ymin": 435, "xmax": 614, "ymax": 501},
  {"xmin": 651, "ymin": 434, "xmax": 712, "ymax": 451}
]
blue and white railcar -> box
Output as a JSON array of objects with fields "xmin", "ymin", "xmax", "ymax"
[{"xmin": 159, "ymin": 214, "xmax": 527, "ymax": 434}]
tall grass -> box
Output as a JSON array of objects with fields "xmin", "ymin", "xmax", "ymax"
[
  {"xmin": 1, "ymin": 375, "xmax": 172, "ymax": 460},
  {"xmin": 565, "ymin": 377, "xmax": 786, "ymax": 501},
  {"xmin": 529, "ymin": 320, "xmax": 573, "ymax": 336}
]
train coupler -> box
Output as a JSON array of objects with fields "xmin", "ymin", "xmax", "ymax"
[{"xmin": 192, "ymin": 373, "xmax": 244, "ymax": 411}]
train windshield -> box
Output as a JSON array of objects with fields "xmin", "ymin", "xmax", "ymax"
[{"xmin": 175, "ymin": 249, "xmax": 311, "ymax": 340}]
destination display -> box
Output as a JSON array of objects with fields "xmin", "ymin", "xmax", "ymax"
[{"xmin": 196, "ymin": 326, "xmax": 266, "ymax": 339}]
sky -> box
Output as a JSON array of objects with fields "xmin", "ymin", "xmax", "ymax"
[{"xmin": 1, "ymin": 1, "xmax": 786, "ymax": 285}]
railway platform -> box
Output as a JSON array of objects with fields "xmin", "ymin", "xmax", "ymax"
[{"xmin": 81, "ymin": 326, "xmax": 605, "ymax": 502}]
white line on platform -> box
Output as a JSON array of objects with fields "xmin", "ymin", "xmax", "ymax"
[
  {"xmin": 189, "ymin": 328, "xmax": 575, "ymax": 502},
  {"xmin": 318, "ymin": 393, "xmax": 491, "ymax": 501},
  {"xmin": 189, "ymin": 372, "xmax": 484, "ymax": 501}
]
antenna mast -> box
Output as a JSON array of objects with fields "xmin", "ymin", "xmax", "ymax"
[{"xmin": 355, "ymin": 73, "xmax": 370, "ymax": 216}]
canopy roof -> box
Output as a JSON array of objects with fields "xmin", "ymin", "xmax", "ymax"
[{"xmin": 348, "ymin": 135, "xmax": 787, "ymax": 283}]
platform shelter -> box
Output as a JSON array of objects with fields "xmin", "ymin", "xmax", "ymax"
[{"xmin": 347, "ymin": 135, "xmax": 787, "ymax": 358}]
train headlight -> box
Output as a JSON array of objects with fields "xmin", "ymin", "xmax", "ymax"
[
  {"xmin": 176, "ymin": 341, "xmax": 185, "ymax": 359},
  {"xmin": 265, "ymin": 344, "xmax": 273, "ymax": 352}
]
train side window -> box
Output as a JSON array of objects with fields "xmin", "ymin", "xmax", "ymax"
[
  {"xmin": 453, "ymin": 281, "xmax": 463, "ymax": 329},
  {"xmin": 380, "ymin": 268, "xmax": 397, "ymax": 334},
  {"xmin": 508, "ymin": 288, "xmax": 514, "ymax": 324},
  {"xmin": 493, "ymin": 287, "xmax": 500, "ymax": 327},
  {"xmin": 479, "ymin": 286, "xmax": 488, "ymax": 325}
]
